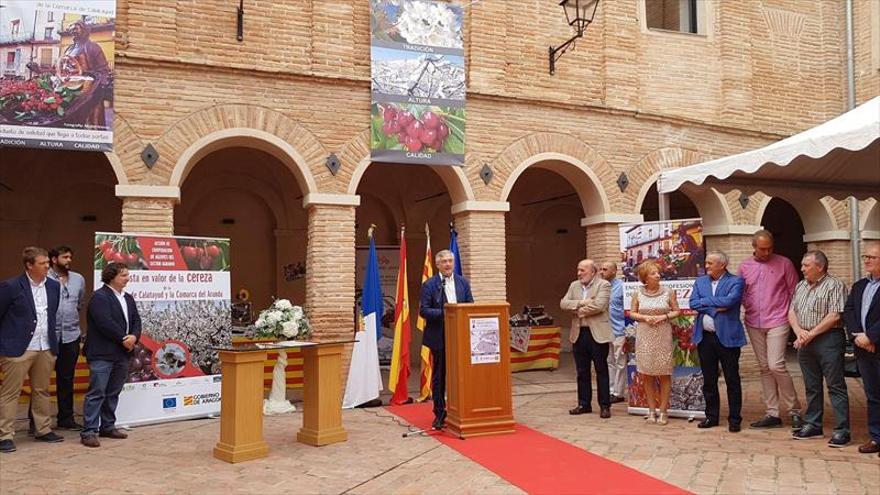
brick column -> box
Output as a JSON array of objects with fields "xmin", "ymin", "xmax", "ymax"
[
  {"xmin": 701, "ymin": 224, "xmax": 763, "ymax": 273},
  {"xmin": 806, "ymin": 236, "xmax": 854, "ymax": 285},
  {"xmin": 582, "ymin": 214, "xmax": 644, "ymax": 263},
  {"xmin": 451, "ymin": 201, "xmax": 509, "ymax": 302},
  {"xmin": 116, "ymin": 185, "xmax": 180, "ymax": 234},
  {"xmin": 303, "ymin": 194, "xmax": 360, "ymax": 342}
]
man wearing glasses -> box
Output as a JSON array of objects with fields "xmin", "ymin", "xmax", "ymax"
[{"xmin": 29, "ymin": 246, "xmax": 86, "ymax": 433}]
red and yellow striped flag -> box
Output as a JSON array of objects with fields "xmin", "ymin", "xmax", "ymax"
[
  {"xmin": 417, "ymin": 223, "xmax": 433, "ymax": 402},
  {"xmin": 388, "ymin": 225, "xmax": 411, "ymax": 405}
]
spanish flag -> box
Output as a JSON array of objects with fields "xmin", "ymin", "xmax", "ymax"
[
  {"xmin": 417, "ymin": 223, "xmax": 433, "ymax": 402},
  {"xmin": 388, "ymin": 225, "xmax": 411, "ymax": 405}
]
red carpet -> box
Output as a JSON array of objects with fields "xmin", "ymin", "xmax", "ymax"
[{"xmin": 387, "ymin": 402, "xmax": 690, "ymax": 495}]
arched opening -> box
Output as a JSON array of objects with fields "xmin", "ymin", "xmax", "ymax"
[
  {"xmin": 505, "ymin": 167, "xmax": 587, "ymax": 349},
  {"xmin": 355, "ymin": 163, "xmax": 453, "ymax": 369},
  {"xmin": 174, "ymin": 146, "xmax": 307, "ymax": 313},
  {"xmin": 0, "ymin": 148, "xmax": 121, "ymax": 288},
  {"xmin": 639, "ymin": 183, "xmax": 700, "ymax": 221},
  {"xmin": 760, "ymin": 197, "xmax": 807, "ymax": 275}
]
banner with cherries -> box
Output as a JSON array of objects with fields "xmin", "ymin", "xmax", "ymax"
[
  {"xmin": 369, "ymin": 0, "xmax": 465, "ymax": 166},
  {"xmin": 93, "ymin": 232, "xmax": 232, "ymax": 427}
]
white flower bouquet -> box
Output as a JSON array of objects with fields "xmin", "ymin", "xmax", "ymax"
[{"xmin": 253, "ymin": 299, "xmax": 311, "ymax": 340}]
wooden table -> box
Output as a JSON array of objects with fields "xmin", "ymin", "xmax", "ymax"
[{"xmin": 212, "ymin": 340, "xmax": 351, "ymax": 463}]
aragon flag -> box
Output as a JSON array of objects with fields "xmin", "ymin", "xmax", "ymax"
[
  {"xmin": 342, "ymin": 227, "xmax": 383, "ymax": 408},
  {"xmin": 417, "ymin": 222, "xmax": 433, "ymax": 402},
  {"xmin": 388, "ymin": 224, "xmax": 412, "ymax": 405}
]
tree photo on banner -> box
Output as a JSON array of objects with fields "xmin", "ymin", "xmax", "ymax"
[
  {"xmin": 618, "ymin": 219, "xmax": 707, "ymax": 418},
  {"xmin": 0, "ymin": 0, "xmax": 116, "ymax": 151},
  {"xmin": 93, "ymin": 232, "xmax": 232, "ymax": 426},
  {"xmin": 370, "ymin": 0, "xmax": 466, "ymax": 166}
]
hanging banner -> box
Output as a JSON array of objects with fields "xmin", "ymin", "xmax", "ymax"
[
  {"xmin": 619, "ymin": 219, "xmax": 707, "ymax": 419},
  {"xmin": 93, "ymin": 232, "xmax": 232, "ymax": 427},
  {"xmin": 0, "ymin": 0, "xmax": 115, "ymax": 151},
  {"xmin": 369, "ymin": 0, "xmax": 465, "ymax": 166}
]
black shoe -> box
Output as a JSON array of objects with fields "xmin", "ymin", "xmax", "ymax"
[
  {"xmin": 790, "ymin": 414, "xmax": 804, "ymax": 431},
  {"xmin": 609, "ymin": 395, "xmax": 626, "ymax": 404},
  {"xmin": 431, "ymin": 418, "xmax": 445, "ymax": 430},
  {"xmin": 828, "ymin": 432, "xmax": 851, "ymax": 448},
  {"xmin": 749, "ymin": 415, "xmax": 783, "ymax": 429},
  {"xmin": 34, "ymin": 431, "xmax": 64, "ymax": 443},
  {"xmin": 729, "ymin": 423, "xmax": 741, "ymax": 433},
  {"xmin": 0, "ymin": 439, "xmax": 15, "ymax": 453},
  {"xmin": 56, "ymin": 421, "xmax": 83, "ymax": 431},
  {"xmin": 792, "ymin": 425, "xmax": 823, "ymax": 440},
  {"xmin": 697, "ymin": 419, "xmax": 719, "ymax": 429},
  {"xmin": 568, "ymin": 405, "xmax": 592, "ymax": 415}
]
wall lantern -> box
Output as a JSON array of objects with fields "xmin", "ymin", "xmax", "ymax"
[{"xmin": 549, "ymin": 0, "xmax": 600, "ymax": 75}]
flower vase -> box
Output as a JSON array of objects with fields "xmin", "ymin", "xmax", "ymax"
[{"xmin": 263, "ymin": 349, "xmax": 296, "ymax": 415}]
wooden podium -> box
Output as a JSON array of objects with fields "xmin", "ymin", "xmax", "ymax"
[{"xmin": 444, "ymin": 302, "xmax": 515, "ymax": 438}]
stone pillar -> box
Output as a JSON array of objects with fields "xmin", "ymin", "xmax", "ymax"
[
  {"xmin": 582, "ymin": 213, "xmax": 644, "ymax": 263},
  {"xmin": 116, "ymin": 185, "xmax": 180, "ymax": 235},
  {"xmin": 806, "ymin": 233, "xmax": 854, "ymax": 285},
  {"xmin": 303, "ymin": 194, "xmax": 360, "ymax": 384},
  {"xmin": 303, "ymin": 194, "xmax": 360, "ymax": 342},
  {"xmin": 451, "ymin": 201, "xmax": 509, "ymax": 302},
  {"xmin": 701, "ymin": 224, "xmax": 763, "ymax": 273}
]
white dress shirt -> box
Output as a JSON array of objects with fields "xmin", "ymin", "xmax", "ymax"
[
  {"xmin": 702, "ymin": 277, "xmax": 720, "ymax": 332},
  {"xmin": 444, "ymin": 275, "xmax": 457, "ymax": 304},
  {"xmin": 108, "ymin": 285, "xmax": 130, "ymax": 334},
  {"xmin": 26, "ymin": 275, "xmax": 51, "ymax": 351}
]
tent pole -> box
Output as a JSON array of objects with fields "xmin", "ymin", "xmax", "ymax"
[{"xmin": 846, "ymin": 0, "xmax": 861, "ymax": 281}]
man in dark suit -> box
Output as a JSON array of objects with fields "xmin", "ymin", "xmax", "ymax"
[
  {"xmin": 0, "ymin": 247, "xmax": 64, "ymax": 453},
  {"xmin": 419, "ymin": 249, "xmax": 473, "ymax": 430},
  {"xmin": 81, "ymin": 262, "xmax": 141, "ymax": 448},
  {"xmin": 844, "ymin": 243, "xmax": 880, "ymax": 457},
  {"xmin": 690, "ymin": 251, "xmax": 746, "ymax": 432}
]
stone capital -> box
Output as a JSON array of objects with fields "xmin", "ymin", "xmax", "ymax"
[
  {"xmin": 302, "ymin": 193, "xmax": 360, "ymax": 208},
  {"xmin": 450, "ymin": 201, "xmax": 510, "ymax": 215}
]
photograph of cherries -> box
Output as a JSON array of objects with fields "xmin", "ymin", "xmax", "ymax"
[
  {"xmin": 94, "ymin": 234, "xmax": 230, "ymax": 271},
  {"xmin": 370, "ymin": 102, "xmax": 465, "ymax": 155}
]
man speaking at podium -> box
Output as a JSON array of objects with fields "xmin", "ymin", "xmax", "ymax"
[{"xmin": 419, "ymin": 250, "xmax": 473, "ymax": 430}]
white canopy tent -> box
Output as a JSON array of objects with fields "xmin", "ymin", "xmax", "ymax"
[
  {"xmin": 658, "ymin": 97, "xmax": 879, "ymax": 200},
  {"xmin": 658, "ymin": 96, "xmax": 879, "ymax": 279}
]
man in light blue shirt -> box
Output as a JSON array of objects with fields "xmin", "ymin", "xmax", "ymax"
[{"xmin": 600, "ymin": 262, "xmax": 627, "ymax": 403}]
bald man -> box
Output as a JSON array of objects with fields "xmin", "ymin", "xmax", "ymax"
[{"xmin": 561, "ymin": 259, "xmax": 613, "ymax": 418}]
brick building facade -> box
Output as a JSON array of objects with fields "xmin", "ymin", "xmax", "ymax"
[{"xmin": 1, "ymin": 1, "xmax": 878, "ymax": 368}]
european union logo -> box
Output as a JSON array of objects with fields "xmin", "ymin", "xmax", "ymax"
[{"xmin": 162, "ymin": 397, "xmax": 177, "ymax": 409}]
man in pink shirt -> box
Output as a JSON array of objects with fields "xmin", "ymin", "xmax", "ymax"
[{"xmin": 739, "ymin": 230, "xmax": 803, "ymax": 430}]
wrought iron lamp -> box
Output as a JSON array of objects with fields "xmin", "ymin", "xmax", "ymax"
[{"xmin": 549, "ymin": 0, "xmax": 600, "ymax": 75}]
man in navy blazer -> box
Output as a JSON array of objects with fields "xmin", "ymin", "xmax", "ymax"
[
  {"xmin": 844, "ymin": 243, "xmax": 880, "ymax": 457},
  {"xmin": 419, "ymin": 249, "xmax": 473, "ymax": 429},
  {"xmin": 81, "ymin": 262, "xmax": 141, "ymax": 448},
  {"xmin": 690, "ymin": 251, "xmax": 746, "ymax": 432},
  {"xmin": 0, "ymin": 247, "xmax": 63, "ymax": 453}
]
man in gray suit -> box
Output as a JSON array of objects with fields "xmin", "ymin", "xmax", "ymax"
[{"xmin": 561, "ymin": 259, "xmax": 613, "ymax": 418}]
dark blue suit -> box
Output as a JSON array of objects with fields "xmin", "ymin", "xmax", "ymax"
[
  {"xmin": 844, "ymin": 276, "xmax": 880, "ymax": 444},
  {"xmin": 0, "ymin": 274, "xmax": 60, "ymax": 357},
  {"xmin": 690, "ymin": 271, "xmax": 745, "ymax": 426},
  {"xmin": 419, "ymin": 273, "xmax": 473, "ymax": 423},
  {"xmin": 82, "ymin": 285, "xmax": 141, "ymax": 438}
]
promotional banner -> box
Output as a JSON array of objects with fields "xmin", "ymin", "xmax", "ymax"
[
  {"xmin": 0, "ymin": 0, "xmax": 116, "ymax": 151},
  {"xmin": 370, "ymin": 0, "xmax": 465, "ymax": 166},
  {"xmin": 619, "ymin": 219, "xmax": 707, "ymax": 419},
  {"xmin": 94, "ymin": 232, "xmax": 231, "ymax": 427}
]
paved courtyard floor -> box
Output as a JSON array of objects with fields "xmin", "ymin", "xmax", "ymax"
[{"xmin": 1, "ymin": 351, "xmax": 877, "ymax": 495}]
